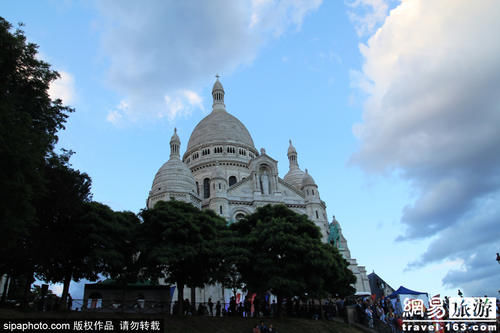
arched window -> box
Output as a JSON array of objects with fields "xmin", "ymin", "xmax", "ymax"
[
  {"xmin": 219, "ymin": 205, "xmax": 223, "ymax": 214},
  {"xmin": 229, "ymin": 176, "xmax": 237, "ymax": 186},
  {"xmin": 203, "ymin": 178, "xmax": 210, "ymax": 199},
  {"xmin": 312, "ymin": 189, "xmax": 315, "ymax": 195},
  {"xmin": 235, "ymin": 213, "xmax": 245, "ymax": 221},
  {"xmin": 196, "ymin": 182, "xmax": 200, "ymax": 195},
  {"xmin": 315, "ymin": 210, "xmax": 319, "ymax": 219}
]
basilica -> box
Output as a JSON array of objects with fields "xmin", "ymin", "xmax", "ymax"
[{"xmin": 147, "ymin": 78, "xmax": 370, "ymax": 301}]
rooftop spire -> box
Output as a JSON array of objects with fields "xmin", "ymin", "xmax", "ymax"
[
  {"xmin": 170, "ymin": 128, "xmax": 180, "ymax": 159},
  {"xmin": 287, "ymin": 139, "xmax": 299, "ymax": 169},
  {"xmin": 212, "ymin": 75, "xmax": 225, "ymax": 110}
]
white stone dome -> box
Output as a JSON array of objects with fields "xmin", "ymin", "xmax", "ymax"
[
  {"xmin": 186, "ymin": 109, "xmax": 255, "ymax": 153},
  {"xmin": 302, "ymin": 169, "xmax": 316, "ymax": 187},
  {"xmin": 284, "ymin": 168, "xmax": 305, "ymax": 189},
  {"xmin": 151, "ymin": 128, "xmax": 197, "ymax": 196},
  {"xmin": 212, "ymin": 79, "xmax": 223, "ymax": 92},
  {"xmin": 151, "ymin": 158, "xmax": 197, "ymax": 195}
]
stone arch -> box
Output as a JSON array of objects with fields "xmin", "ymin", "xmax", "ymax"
[
  {"xmin": 230, "ymin": 207, "xmax": 253, "ymax": 223},
  {"xmin": 258, "ymin": 163, "xmax": 273, "ymax": 195}
]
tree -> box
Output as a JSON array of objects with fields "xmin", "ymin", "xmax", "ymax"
[
  {"xmin": 139, "ymin": 200, "xmax": 226, "ymax": 315},
  {"xmin": 102, "ymin": 210, "xmax": 142, "ymax": 283},
  {"xmin": 231, "ymin": 204, "xmax": 354, "ymax": 316},
  {"xmin": 321, "ymin": 244, "xmax": 356, "ymax": 298},
  {"xmin": 33, "ymin": 152, "xmax": 93, "ymax": 308},
  {"xmin": 38, "ymin": 197, "xmax": 141, "ymax": 310},
  {"xmin": 0, "ymin": 18, "xmax": 72, "ymax": 274},
  {"xmin": 211, "ymin": 227, "xmax": 250, "ymax": 298},
  {"xmin": 99, "ymin": 209, "xmax": 142, "ymax": 308}
]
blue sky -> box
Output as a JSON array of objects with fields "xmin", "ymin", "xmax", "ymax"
[{"xmin": 2, "ymin": 0, "xmax": 499, "ymax": 300}]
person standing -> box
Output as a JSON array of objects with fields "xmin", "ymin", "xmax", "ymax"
[
  {"xmin": 208, "ymin": 298, "xmax": 214, "ymax": 316},
  {"xmin": 215, "ymin": 300, "xmax": 221, "ymax": 317}
]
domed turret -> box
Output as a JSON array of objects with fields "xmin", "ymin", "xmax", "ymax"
[
  {"xmin": 170, "ymin": 128, "xmax": 180, "ymax": 158},
  {"xmin": 148, "ymin": 129, "xmax": 199, "ymax": 208},
  {"xmin": 212, "ymin": 75, "xmax": 225, "ymax": 110},
  {"xmin": 284, "ymin": 140, "xmax": 305, "ymax": 190},
  {"xmin": 302, "ymin": 169, "xmax": 316, "ymax": 187}
]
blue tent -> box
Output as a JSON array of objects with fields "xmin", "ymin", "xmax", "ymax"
[
  {"xmin": 388, "ymin": 286, "xmax": 429, "ymax": 314},
  {"xmin": 388, "ymin": 286, "xmax": 428, "ymax": 298}
]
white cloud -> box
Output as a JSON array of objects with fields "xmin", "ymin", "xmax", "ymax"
[
  {"xmin": 48, "ymin": 71, "xmax": 76, "ymax": 104},
  {"xmin": 161, "ymin": 90, "xmax": 204, "ymax": 121},
  {"xmin": 95, "ymin": 0, "xmax": 322, "ymax": 123},
  {"xmin": 250, "ymin": 0, "xmax": 322, "ymax": 36},
  {"xmin": 106, "ymin": 100, "xmax": 128, "ymax": 125},
  {"xmin": 346, "ymin": 0, "xmax": 390, "ymax": 37},
  {"xmin": 182, "ymin": 90, "xmax": 204, "ymax": 112},
  {"xmin": 350, "ymin": 0, "xmax": 500, "ymax": 295}
]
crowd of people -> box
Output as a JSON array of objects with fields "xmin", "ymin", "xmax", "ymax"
[
  {"xmin": 171, "ymin": 295, "xmax": 348, "ymax": 320},
  {"xmin": 356, "ymin": 296, "xmax": 404, "ymax": 333}
]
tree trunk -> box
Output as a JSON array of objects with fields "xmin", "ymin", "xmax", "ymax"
[
  {"xmin": 177, "ymin": 282, "xmax": 184, "ymax": 316},
  {"xmin": 60, "ymin": 271, "xmax": 72, "ymax": 310},
  {"xmin": 191, "ymin": 287, "xmax": 196, "ymax": 314},
  {"xmin": 21, "ymin": 272, "xmax": 34, "ymax": 309},
  {"xmin": 319, "ymin": 298, "xmax": 324, "ymax": 320}
]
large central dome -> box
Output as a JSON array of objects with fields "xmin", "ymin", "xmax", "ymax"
[
  {"xmin": 186, "ymin": 109, "xmax": 255, "ymax": 151},
  {"xmin": 185, "ymin": 78, "xmax": 255, "ymax": 155}
]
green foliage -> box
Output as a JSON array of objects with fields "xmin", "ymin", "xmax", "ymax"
[
  {"xmin": 34, "ymin": 152, "xmax": 92, "ymax": 282},
  {"xmin": 231, "ymin": 205, "xmax": 322, "ymax": 298},
  {"xmin": 231, "ymin": 204, "xmax": 356, "ymax": 305},
  {"xmin": 139, "ymin": 200, "xmax": 227, "ymax": 314},
  {"xmin": 211, "ymin": 226, "xmax": 250, "ymax": 296},
  {"xmin": 104, "ymin": 210, "xmax": 142, "ymax": 283},
  {"xmin": 0, "ymin": 17, "xmax": 73, "ymax": 264},
  {"xmin": 0, "ymin": 17, "xmax": 142, "ymax": 306}
]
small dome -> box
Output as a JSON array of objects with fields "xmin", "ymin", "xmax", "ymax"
[
  {"xmin": 151, "ymin": 158, "xmax": 197, "ymax": 195},
  {"xmin": 284, "ymin": 167, "xmax": 305, "ymax": 189},
  {"xmin": 302, "ymin": 169, "xmax": 316, "ymax": 187},
  {"xmin": 212, "ymin": 78, "xmax": 223, "ymax": 92},
  {"xmin": 171, "ymin": 128, "xmax": 180, "ymax": 144}
]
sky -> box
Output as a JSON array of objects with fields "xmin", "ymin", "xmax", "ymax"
[{"xmin": 2, "ymin": 0, "xmax": 499, "ymax": 301}]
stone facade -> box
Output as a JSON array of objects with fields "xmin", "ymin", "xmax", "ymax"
[{"xmin": 147, "ymin": 78, "xmax": 370, "ymax": 301}]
